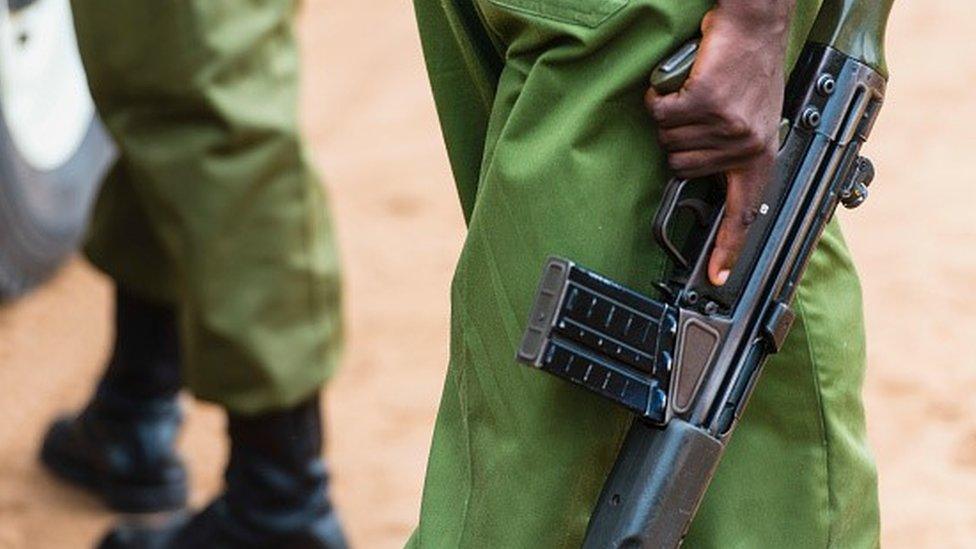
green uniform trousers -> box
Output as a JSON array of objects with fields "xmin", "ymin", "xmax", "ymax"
[
  {"xmin": 410, "ymin": 0, "xmax": 879, "ymax": 546},
  {"xmin": 72, "ymin": 0, "xmax": 341, "ymax": 414}
]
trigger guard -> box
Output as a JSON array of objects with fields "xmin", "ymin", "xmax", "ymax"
[{"xmin": 652, "ymin": 178, "xmax": 692, "ymax": 270}]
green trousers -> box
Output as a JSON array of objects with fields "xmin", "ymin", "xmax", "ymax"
[
  {"xmin": 410, "ymin": 0, "xmax": 879, "ymax": 546},
  {"xmin": 72, "ymin": 0, "xmax": 341, "ymax": 414}
]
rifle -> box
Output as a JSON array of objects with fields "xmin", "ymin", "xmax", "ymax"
[{"xmin": 515, "ymin": 1, "xmax": 893, "ymax": 546}]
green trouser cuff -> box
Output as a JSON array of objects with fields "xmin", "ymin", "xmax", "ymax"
[{"xmin": 74, "ymin": 0, "xmax": 342, "ymax": 414}]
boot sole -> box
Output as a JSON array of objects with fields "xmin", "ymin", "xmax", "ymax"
[{"xmin": 40, "ymin": 437, "xmax": 187, "ymax": 514}]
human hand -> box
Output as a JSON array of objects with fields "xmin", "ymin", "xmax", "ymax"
[{"xmin": 645, "ymin": 1, "xmax": 795, "ymax": 286}]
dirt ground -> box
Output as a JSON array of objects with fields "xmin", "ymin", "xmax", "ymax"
[{"xmin": 0, "ymin": 1, "xmax": 973, "ymax": 548}]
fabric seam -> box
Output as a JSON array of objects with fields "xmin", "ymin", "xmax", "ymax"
[
  {"xmin": 486, "ymin": 0, "xmax": 628, "ymax": 28},
  {"xmin": 795, "ymin": 291, "xmax": 835, "ymax": 548},
  {"xmin": 454, "ymin": 276, "xmax": 477, "ymax": 548}
]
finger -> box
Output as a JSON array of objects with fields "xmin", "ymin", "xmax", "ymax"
[
  {"xmin": 643, "ymin": 86, "xmax": 660, "ymax": 115},
  {"xmin": 667, "ymin": 149, "xmax": 755, "ymax": 179},
  {"xmin": 644, "ymin": 87, "xmax": 705, "ymax": 129},
  {"xmin": 707, "ymin": 212, "xmax": 749, "ymax": 286},
  {"xmin": 707, "ymin": 171, "xmax": 765, "ymax": 286},
  {"xmin": 658, "ymin": 124, "xmax": 738, "ymax": 152}
]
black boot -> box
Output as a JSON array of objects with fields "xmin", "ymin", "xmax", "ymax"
[
  {"xmin": 39, "ymin": 285, "xmax": 187, "ymax": 513},
  {"xmin": 99, "ymin": 395, "xmax": 348, "ymax": 549}
]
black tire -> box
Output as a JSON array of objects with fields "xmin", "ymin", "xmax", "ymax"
[{"xmin": 0, "ymin": 0, "xmax": 115, "ymax": 300}]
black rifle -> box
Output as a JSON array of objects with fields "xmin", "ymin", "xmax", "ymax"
[{"xmin": 515, "ymin": 1, "xmax": 893, "ymax": 546}]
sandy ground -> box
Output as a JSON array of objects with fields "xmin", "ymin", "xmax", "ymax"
[{"xmin": 0, "ymin": 1, "xmax": 973, "ymax": 547}]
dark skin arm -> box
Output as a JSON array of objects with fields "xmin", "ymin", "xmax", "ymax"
[{"xmin": 645, "ymin": 0, "xmax": 796, "ymax": 286}]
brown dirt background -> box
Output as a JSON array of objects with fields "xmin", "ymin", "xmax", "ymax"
[{"xmin": 0, "ymin": 1, "xmax": 973, "ymax": 547}]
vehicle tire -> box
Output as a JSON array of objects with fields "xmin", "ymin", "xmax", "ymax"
[{"xmin": 0, "ymin": 0, "xmax": 115, "ymax": 300}]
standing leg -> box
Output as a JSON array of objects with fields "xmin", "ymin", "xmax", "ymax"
[
  {"xmin": 410, "ymin": 0, "xmax": 878, "ymax": 546},
  {"xmin": 70, "ymin": 0, "xmax": 342, "ymax": 413},
  {"xmin": 39, "ymin": 120, "xmax": 189, "ymax": 514},
  {"xmin": 65, "ymin": 0, "xmax": 346, "ymax": 546},
  {"xmin": 40, "ymin": 281, "xmax": 186, "ymax": 513}
]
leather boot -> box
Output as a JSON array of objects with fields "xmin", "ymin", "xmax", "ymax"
[
  {"xmin": 39, "ymin": 286, "xmax": 187, "ymax": 513},
  {"xmin": 98, "ymin": 395, "xmax": 348, "ymax": 549}
]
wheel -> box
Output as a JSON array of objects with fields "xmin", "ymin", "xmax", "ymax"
[{"xmin": 0, "ymin": 0, "xmax": 115, "ymax": 300}]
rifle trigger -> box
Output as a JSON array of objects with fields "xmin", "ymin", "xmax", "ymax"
[{"xmin": 676, "ymin": 198, "xmax": 712, "ymax": 227}]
